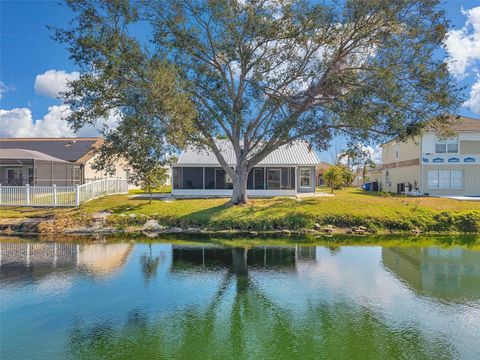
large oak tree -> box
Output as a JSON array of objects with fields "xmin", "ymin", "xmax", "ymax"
[{"xmin": 56, "ymin": 0, "xmax": 462, "ymax": 204}]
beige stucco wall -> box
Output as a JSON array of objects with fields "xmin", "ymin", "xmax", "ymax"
[
  {"xmin": 460, "ymin": 141, "xmax": 480, "ymax": 154},
  {"xmin": 368, "ymin": 170, "xmax": 382, "ymax": 183},
  {"xmin": 83, "ymin": 156, "xmax": 129, "ymax": 181},
  {"xmin": 382, "ymin": 165, "xmax": 421, "ymax": 193},
  {"xmin": 382, "ymin": 137, "xmax": 421, "ymax": 164},
  {"xmin": 422, "ymin": 165, "xmax": 480, "ymax": 196}
]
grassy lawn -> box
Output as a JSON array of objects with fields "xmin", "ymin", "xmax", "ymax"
[
  {"xmin": 128, "ymin": 185, "xmax": 172, "ymax": 195},
  {"xmin": 2, "ymin": 188, "xmax": 479, "ymax": 232}
]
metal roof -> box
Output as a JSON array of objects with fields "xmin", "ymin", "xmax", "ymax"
[
  {"xmin": 177, "ymin": 140, "xmax": 321, "ymax": 166},
  {"xmin": 0, "ymin": 148, "xmax": 69, "ymax": 162},
  {"xmin": 0, "ymin": 138, "xmax": 102, "ymax": 163}
]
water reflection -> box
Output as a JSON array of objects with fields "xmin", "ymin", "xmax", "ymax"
[
  {"xmin": 383, "ymin": 247, "xmax": 480, "ymax": 302},
  {"xmin": 1, "ymin": 239, "xmax": 479, "ymax": 360},
  {"xmin": 0, "ymin": 242, "xmax": 133, "ymax": 284},
  {"xmin": 140, "ymin": 244, "xmax": 164, "ymax": 286}
]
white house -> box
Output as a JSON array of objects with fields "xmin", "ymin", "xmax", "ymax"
[{"xmin": 172, "ymin": 140, "xmax": 321, "ymax": 197}]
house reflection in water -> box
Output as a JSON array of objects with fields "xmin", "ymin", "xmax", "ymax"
[
  {"xmin": 0, "ymin": 242, "xmax": 133, "ymax": 284},
  {"xmin": 171, "ymin": 245, "xmax": 317, "ymax": 274},
  {"xmin": 382, "ymin": 247, "xmax": 480, "ymax": 301}
]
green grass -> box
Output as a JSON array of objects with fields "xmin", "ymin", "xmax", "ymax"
[
  {"xmin": 2, "ymin": 188, "xmax": 480, "ymax": 233},
  {"xmin": 128, "ymin": 185, "xmax": 172, "ymax": 195}
]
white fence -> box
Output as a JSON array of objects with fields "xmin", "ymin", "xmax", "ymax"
[{"xmin": 0, "ymin": 178, "xmax": 128, "ymax": 207}]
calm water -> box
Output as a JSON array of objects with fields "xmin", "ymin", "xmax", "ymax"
[{"xmin": 1, "ymin": 236, "xmax": 479, "ymax": 360}]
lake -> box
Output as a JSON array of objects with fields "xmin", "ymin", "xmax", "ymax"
[{"xmin": 1, "ymin": 235, "xmax": 479, "ymax": 360}]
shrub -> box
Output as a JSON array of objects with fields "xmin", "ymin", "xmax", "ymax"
[
  {"xmin": 455, "ymin": 211, "xmax": 480, "ymax": 233},
  {"xmin": 431, "ymin": 211, "xmax": 456, "ymax": 232},
  {"xmin": 323, "ymin": 165, "xmax": 353, "ymax": 192}
]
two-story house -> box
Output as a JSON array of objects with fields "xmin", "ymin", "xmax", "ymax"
[{"xmin": 379, "ymin": 116, "xmax": 480, "ymax": 197}]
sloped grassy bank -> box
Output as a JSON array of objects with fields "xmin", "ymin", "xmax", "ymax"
[
  {"xmin": 107, "ymin": 208, "xmax": 480, "ymax": 233},
  {"xmin": 1, "ymin": 189, "xmax": 480, "ymax": 234}
]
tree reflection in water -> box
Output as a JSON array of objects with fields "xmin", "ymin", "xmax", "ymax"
[
  {"xmin": 140, "ymin": 244, "xmax": 162, "ymax": 286},
  {"xmin": 66, "ymin": 246, "xmax": 456, "ymax": 360}
]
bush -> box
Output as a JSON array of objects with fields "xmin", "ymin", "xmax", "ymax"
[
  {"xmin": 431, "ymin": 211, "xmax": 456, "ymax": 232},
  {"xmin": 455, "ymin": 211, "xmax": 480, "ymax": 233}
]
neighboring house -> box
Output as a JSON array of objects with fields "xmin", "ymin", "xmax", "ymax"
[
  {"xmin": 379, "ymin": 116, "xmax": 480, "ymax": 196},
  {"xmin": 350, "ymin": 168, "xmax": 365, "ymax": 187},
  {"xmin": 367, "ymin": 166, "xmax": 383, "ymax": 191},
  {"xmin": 0, "ymin": 137, "xmax": 128, "ymax": 186},
  {"xmin": 172, "ymin": 140, "xmax": 321, "ymax": 197},
  {"xmin": 315, "ymin": 162, "xmax": 331, "ymax": 186}
]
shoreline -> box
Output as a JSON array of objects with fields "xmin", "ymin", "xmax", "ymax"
[{"xmin": 0, "ymin": 217, "xmax": 476, "ymax": 237}]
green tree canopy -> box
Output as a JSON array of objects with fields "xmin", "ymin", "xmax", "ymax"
[{"xmin": 55, "ymin": 0, "xmax": 462, "ymax": 204}]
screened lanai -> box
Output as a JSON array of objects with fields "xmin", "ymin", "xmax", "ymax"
[{"xmin": 0, "ymin": 149, "xmax": 81, "ymax": 186}]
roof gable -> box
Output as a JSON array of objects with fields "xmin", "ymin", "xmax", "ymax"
[
  {"xmin": 439, "ymin": 116, "xmax": 480, "ymax": 132},
  {"xmin": 177, "ymin": 140, "xmax": 321, "ymax": 166},
  {"xmin": 0, "ymin": 138, "xmax": 103, "ymax": 163}
]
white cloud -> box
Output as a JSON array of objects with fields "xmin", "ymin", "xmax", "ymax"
[
  {"xmin": 0, "ymin": 80, "xmax": 14, "ymax": 100},
  {"xmin": 34, "ymin": 69, "xmax": 80, "ymax": 99},
  {"xmin": 0, "ymin": 105, "xmax": 119, "ymax": 138},
  {"xmin": 445, "ymin": 6, "xmax": 480, "ymax": 79},
  {"xmin": 0, "ymin": 105, "xmax": 75, "ymax": 138},
  {"xmin": 464, "ymin": 76, "xmax": 480, "ymax": 113},
  {"xmin": 365, "ymin": 144, "xmax": 382, "ymax": 164},
  {"xmin": 444, "ymin": 6, "xmax": 480, "ymax": 114}
]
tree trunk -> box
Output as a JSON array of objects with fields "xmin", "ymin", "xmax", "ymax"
[{"xmin": 231, "ymin": 168, "xmax": 249, "ymax": 205}]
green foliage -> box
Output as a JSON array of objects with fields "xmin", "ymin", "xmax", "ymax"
[
  {"xmin": 323, "ymin": 165, "xmax": 354, "ymax": 192},
  {"xmin": 52, "ymin": 0, "xmax": 196, "ymax": 181},
  {"xmin": 137, "ymin": 166, "xmax": 169, "ymax": 203},
  {"xmin": 454, "ymin": 212, "xmax": 480, "ymax": 233},
  {"xmin": 55, "ymin": 0, "xmax": 462, "ymax": 205}
]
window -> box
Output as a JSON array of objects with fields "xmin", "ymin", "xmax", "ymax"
[
  {"xmin": 451, "ymin": 170, "xmax": 463, "ymax": 189},
  {"xmin": 253, "ymin": 168, "xmax": 265, "ymax": 189},
  {"xmin": 183, "ymin": 167, "xmax": 204, "ymax": 189},
  {"xmin": 300, "ymin": 168, "xmax": 311, "ymax": 188},
  {"xmin": 28, "ymin": 167, "xmax": 34, "ymax": 185},
  {"xmin": 267, "ymin": 169, "xmax": 281, "ymax": 189},
  {"xmin": 395, "ymin": 144, "xmax": 399, "ymax": 160},
  {"xmin": 435, "ymin": 143, "xmax": 446, "ymax": 154},
  {"xmin": 281, "ymin": 168, "xmax": 295, "ymax": 189},
  {"xmin": 215, "ymin": 169, "xmax": 226, "ymax": 189},
  {"xmin": 225, "ymin": 173, "xmax": 233, "ymax": 189},
  {"xmin": 6, "ymin": 168, "xmax": 23, "ymax": 186},
  {"xmin": 428, "ymin": 170, "xmax": 463, "ymax": 189},
  {"xmin": 205, "ymin": 168, "xmax": 215, "ymax": 189},
  {"xmin": 435, "ymin": 137, "xmax": 458, "ymax": 154},
  {"xmin": 247, "ymin": 170, "xmax": 254, "ymax": 189},
  {"xmin": 173, "ymin": 167, "xmax": 182, "ymax": 189},
  {"xmin": 438, "ymin": 170, "xmax": 450, "ymax": 188},
  {"xmin": 428, "ymin": 170, "xmax": 439, "ymax": 188}
]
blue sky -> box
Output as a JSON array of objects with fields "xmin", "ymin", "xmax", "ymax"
[{"xmin": 1, "ymin": 0, "xmax": 480, "ymax": 163}]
